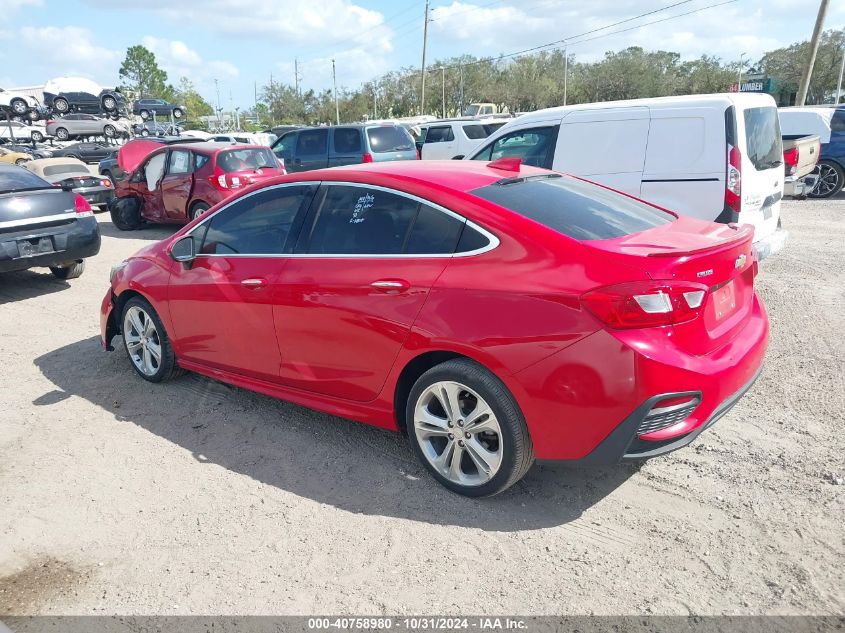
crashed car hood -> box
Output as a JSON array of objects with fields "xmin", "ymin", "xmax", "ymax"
[{"xmin": 117, "ymin": 140, "xmax": 163, "ymax": 174}]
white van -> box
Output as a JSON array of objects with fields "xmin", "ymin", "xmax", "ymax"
[
  {"xmin": 467, "ymin": 93, "xmax": 787, "ymax": 260},
  {"xmin": 420, "ymin": 118, "xmax": 511, "ymax": 160}
]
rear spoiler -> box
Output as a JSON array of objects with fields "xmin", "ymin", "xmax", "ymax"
[{"xmin": 645, "ymin": 224, "xmax": 754, "ymax": 257}]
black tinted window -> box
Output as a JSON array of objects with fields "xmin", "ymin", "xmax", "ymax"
[
  {"xmin": 199, "ymin": 185, "xmax": 314, "ymax": 255},
  {"xmin": 296, "ymin": 129, "xmax": 328, "ymax": 155},
  {"xmin": 406, "ymin": 205, "xmax": 464, "ymax": 254},
  {"xmin": 462, "ymin": 124, "xmax": 487, "ymax": 140},
  {"xmin": 0, "ymin": 168, "xmax": 50, "ymax": 192},
  {"xmin": 194, "ymin": 153, "xmax": 210, "ymax": 170},
  {"xmin": 471, "ymin": 175, "xmax": 672, "ymax": 240},
  {"xmin": 456, "ymin": 225, "xmax": 490, "ymax": 253},
  {"xmin": 425, "ymin": 126, "xmax": 454, "ymax": 143},
  {"xmin": 472, "ymin": 126, "xmax": 557, "ymax": 168},
  {"xmin": 744, "ymin": 106, "xmax": 782, "ymax": 171},
  {"xmin": 306, "ymin": 186, "xmax": 418, "ymax": 255},
  {"xmin": 333, "ymin": 128, "xmax": 362, "ymax": 153},
  {"xmin": 366, "ymin": 126, "xmax": 414, "ymax": 152},
  {"xmin": 831, "ymin": 111, "xmax": 845, "ymax": 132}
]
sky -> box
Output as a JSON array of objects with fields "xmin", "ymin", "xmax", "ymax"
[{"xmin": 0, "ymin": 0, "xmax": 843, "ymax": 110}]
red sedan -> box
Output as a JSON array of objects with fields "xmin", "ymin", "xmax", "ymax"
[
  {"xmin": 101, "ymin": 159, "xmax": 768, "ymax": 496},
  {"xmin": 109, "ymin": 142, "xmax": 286, "ymax": 230}
]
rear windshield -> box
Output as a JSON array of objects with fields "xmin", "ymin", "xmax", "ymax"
[
  {"xmin": 216, "ymin": 148, "xmax": 278, "ymax": 172},
  {"xmin": 744, "ymin": 106, "xmax": 782, "ymax": 171},
  {"xmin": 44, "ymin": 164, "xmax": 89, "ymax": 177},
  {"xmin": 366, "ymin": 126, "xmax": 414, "ymax": 153},
  {"xmin": 0, "ymin": 168, "xmax": 50, "ymax": 192},
  {"xmin": 471, "ymin": 175, "xmax": 673, "ymax": 240}
]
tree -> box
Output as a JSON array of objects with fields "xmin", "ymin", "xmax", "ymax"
[
  {"xmin": 759, "ymin": 29, "xmax": 845, "ymax": 104},
  {"xmin": 119, "ymin": 45, "xmax": 170, "ymax": 99},
  {"xmin": 175, "ymin": 77, "xmax": 213, "ymax": 117}
]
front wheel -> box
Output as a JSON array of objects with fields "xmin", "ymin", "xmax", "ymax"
[
  {"xmin": 103, "ymin": 124, "xmax": 116, "ymax": 138},
  {"xmin": 10, "ymin": 98, "xmax": 28, "ymax": 115},
  {"xmin": 50, "ymin": 260, "xmax": 85, "ymax": 279},
  {"xmin": 121, "ymin": 297, "xmax": 181, "ymax": 382},
  {"xmin": 139, "ymin": 110, "xmax": 150, "ymax": 121},
  {"xmin": 406, "ymin": 359, "xmax": 534, "ymax": 497},
  {"xmin": 55, "ymin": 127, "xmax": 69, "ymax": 141},
  {"xmin": 808, "ymin": 160, "xmax": 844, "ymax": 199},
  {"xmin": 102, "ymin": 95, "xmax": 117, "ymax": 111},
  {"xmin": 110, "ymin": 197, "xmax": 143, "ymax": 230},
  {"xmin": 53, "ymin": 97, "xmax": 69, "ymax": 113},
  {"xmin": 15, "ymin": 158, "xmax": 28, "ymax": 166},
  {"xmin": 31, "ymin": 131, "xmax": 44, "ymax": 142},
  {"xmin": 172, "ymin": 108, "xmax": 184, "ymax": 119}
]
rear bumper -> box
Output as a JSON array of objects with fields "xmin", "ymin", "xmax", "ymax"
[
  {"xmin": 753, "ymin": 227, "xmax": 788, "ymax": 261},
  {"xmin": 0, "ymin": 216, "xmax": 100, "ymax": 273},
  {"xmin": 77, "ymin": 187, "xmax": 115, "ymax": 207},
  {"xmin": 784, "ymin": 175, "xmax": 814, "ymax": 198}
]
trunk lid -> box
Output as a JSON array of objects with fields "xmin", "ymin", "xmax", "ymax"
[
  {"xmin": 0, "ymin": 188, "xmax": 78, "ymax": 230},
  {"xmin": 584, "ymin": 216, "xmax": 756, "ymax": 355}
]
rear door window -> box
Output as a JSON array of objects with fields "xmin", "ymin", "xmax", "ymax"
[
  {"xmin": 296, "ymin": 129, "xmax": 328, "ymax": 156},
  {"xmin": 462, "ymin": 124, "xmax": 487, "ymax": 140},
  {"xmin": 743, "ymin": 106, "xmax": 782, "ymax": 171},
  {"xmin": 366, "ymin": 126, "xmax": 414, "ymax": 152},
  {"xmin": 333, "ymin": 128, "xmax": 362, "ymax": 154},
  {"xmin": 471, "ymin": 126, "xmax": 558, "ymax": 168},
  {"xmin": 167, "ymin": 150, "xmax": 192, "ymax": 174},
  {"xmin": 470, "ymin": 174, "xmax": 672, "ymax": 240}
]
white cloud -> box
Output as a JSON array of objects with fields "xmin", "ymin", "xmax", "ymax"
[
  {"xmin": 0, "ymin": 25, "xmax": 120, "ymax": 85},
  {"xmin": 140, "ymin": 35, "xmax": 239, "ymax": 100},
  {"xmin": 3, "ymin": 0, "xmax": 42, "ymax": 12}
]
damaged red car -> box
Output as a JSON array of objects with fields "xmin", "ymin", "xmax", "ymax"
[{"xmin": 109, "ymin": 141, "xmax": 286, "ymax": 230}]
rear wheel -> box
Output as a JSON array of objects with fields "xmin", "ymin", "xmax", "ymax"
[
  {"xmin": 139, "ymin": 110, "xmax": 150, "ymax": 121},
  {"xmin": 103, "ymin": 124, "xmax": 116, "ymax": 138},
  {"xmin": 110, "ymin": 197, "xmax": 143, "ymax": 230},
  {"xmin": 190, "ymin": 202, "xmax": 210, "ymax": 221},
  {"xmin": 102, "ymin": 95, "xmax": 117, "ymax": 111},
  {"xmin": 31, "ymin": 131, "xmax": 44, "ymax": 142},
  {"xmin": 49, "ymin": 260, "xmax": 85, "ymax": 279},
  {"xmin": 15, "ymin": 158, "xmax": 28, "ymax": 166},
  {"xmin": 121, "ymin": 297, "xmax": 181, "ymax": 382},
  {"xmin": 55, "ymin": 127, "xmax": 69, "ymax": 141},
  {"xmin": 53, "ymin": 97, "xmax": 69, "ymax": 113},
  {"xmin": 172, "ymin": 108, "xmax": 184, "ymax": 119},
  {"xmin": 406, "ymin": 359, "xmax": 534, "ymax": 497},
  {"xmin": 808, "ymin": 160, "xmax": 844, "ymax": 199},
  {"xmin": 140, "ymin": 128, "xmax": 150, "ymax": 137}
]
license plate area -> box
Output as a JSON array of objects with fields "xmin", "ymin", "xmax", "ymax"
[
  {"xmin": 18, "ymin": 236, "xmax": 54, "ymax": 257},
  {"xmin": 712, "ymin": 280, "xmax": 736, "ymax": 320}
]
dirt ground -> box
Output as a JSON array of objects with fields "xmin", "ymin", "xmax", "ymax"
[{"xmin": 0, "ymin": 197, "xmax": 842, "ymax": 616}]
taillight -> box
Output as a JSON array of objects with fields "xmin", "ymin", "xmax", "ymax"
[
  {"xmin": 581, "ymin": 281, "xmax": 709, "ymax": 329},
  {"xmin": 362, "ymin": 153, "xmax": 373, "ymax": 163},
  {"xmin": 209, "ymin": 168, "xmax": 229, "ymax": 190},
  {"xmin": 725, "ymin": 144, "xmax": 742, "ymax": 213},
  {"xmin": 100, "ymin": 179, "xmax": 112, "ymax": 188},
  {"xmin": 783, "ymin": 146, "xmax": 798, "ymax": 176},
  {"xmin": 73, "ymin": 193, "xmax": 93, "ymax": 218}
]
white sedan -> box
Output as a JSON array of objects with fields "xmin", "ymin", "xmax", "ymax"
[{"xmin": 0, "ymin": 119, "xmax": 49, "ymax": 142}]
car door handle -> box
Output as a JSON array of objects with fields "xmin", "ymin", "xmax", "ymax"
[
  {"xmin": 370, "ymin": 279, "xmax": 410, "ymax": 292},
  {"xmin": 241, "ymin": 278, "xmax": 268, "ymax": 289}
]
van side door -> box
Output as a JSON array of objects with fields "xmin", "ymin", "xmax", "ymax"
[
  {"xmin": 291, "ymin": 128, "xmax": 328, "ymax": 172},
  {"xmin": 329, "ymin": 127, "xmax": 364, "ymax": 166}
]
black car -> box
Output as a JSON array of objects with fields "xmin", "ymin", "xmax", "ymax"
[
  {"xmin": 132, "ymin": 121, "xmax": 182, "ymax": 137},
  {"xmin": 52, "ymin": 142, "xmax": 116, "ymax": 163},
  {"xmin": 43, "ymin": 78, "xmax": 126, "ymax": 117},
  {"xmin": 0, "ymin": 164, "xmax": 100, "ymax": 279},
  {"xmin": 132, "ymin": 98, "xmax": 185, "ymax": 120}
]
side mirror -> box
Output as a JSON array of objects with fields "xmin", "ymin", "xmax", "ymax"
[{"xmin": 169, "ymin": 236, "xmax": 195, "ymax": 263}]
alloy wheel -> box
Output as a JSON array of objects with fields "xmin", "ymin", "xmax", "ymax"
[
  {"xmin": 813, "ymin": 163, "xmax": 841, "ymax": 197},
  {"xmin": 123, "ymin": 306, "xmax": 163, "ymax": 377},
  {"xmin": 413, "ymin": 381, "xmax": 503, "ymax": 486},
  {"xmin": 12, "ymin": 100, "xmax": 26, "ymax": 114}
]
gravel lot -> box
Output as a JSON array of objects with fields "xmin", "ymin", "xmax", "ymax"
[{"xmin": 0, "ymin": 196, "xmax": 843, "ymax": 616}]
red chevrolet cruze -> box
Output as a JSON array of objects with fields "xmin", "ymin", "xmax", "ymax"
[{"xmin": 101, "ymin": 159, "xmax": 768, "ymax": 496}]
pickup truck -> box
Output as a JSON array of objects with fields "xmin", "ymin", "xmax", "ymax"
[
  {"xmin": 779, "ymin": 107, "xmax": 845, "ymax": 198},
  {"xmin": 782, "ymin": 134, "xmax": 820, "ymax": 198}
]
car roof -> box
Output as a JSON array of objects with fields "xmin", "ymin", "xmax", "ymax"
[
  {"xmin": 265, "ymin": 159, "xmax": 551, "ymax": 194},
  {"xmin": 151, "ymin": 141, "xmax": 269, "ymax": 154}
]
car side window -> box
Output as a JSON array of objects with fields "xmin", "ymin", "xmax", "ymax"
[
  {"xmin": 405, "ymin": 204, "xmax": 465, "ymax": 254},
  {"xmin": 194, "ymin": 153, "xmax": 210, "ymax": 170},
  {"xmin": 167, "ymin": 150, "xmax": 192, "ymax": 174},
  {"xmin": 198, "ymin": 185, "xmax": 315, "ymax": 256},
  {"xmin": 471, "ymin": 126, "xmax": 558, "ymax": 168},
  {"xmin": 296, "ymin": 129, "xmax": 328, "ymax": 155},
  {"xmin": 305, "ymin": 186, "xmax": 420, "ymax": 255},
  {"xmin": 425, "ymin": 126, "xmax": 454, "ymax": 143},
  {"xmin": 333, "ymin": 128, "xmax": 362, "ymax": 153}
]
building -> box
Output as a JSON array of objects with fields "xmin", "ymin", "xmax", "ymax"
[{"xmin": 729, "ymin": 69, "xmax": 796, "ymax": 106}]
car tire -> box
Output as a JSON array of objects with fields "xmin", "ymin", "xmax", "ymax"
[
  {"xmin": 31, "ymin": 131, "xmax": 44, "ymax": 142},
  {"xmin": 190, "ymin": 202, "xmax": 210, "ymax": 221},
  {"xmin": 10, "ymin": 98, "xmax": 28, "ymax": 115},
  {"xmin": 139, "ymin": 110, "xmax": 150, "ymax": 121},
  {"xmin": 103, "ymin": 124, "xmax": 116, "ymax": 138},
  {"xmin": 172, "ymin": 108, "xmax": 184, "ymax": 119},
  {"xmin": 49, "ymin": 260, "xmax": 85, "ymax": 280},
  {"xmin": 140, "ymin": 129, "xmax": 150, "ymax": 137},
  {"xmin": 121, "ymin": 296, "xmax": 182, "ymax": 383},
  {"xmin": 66, "ymin": 154, "xmax": 81, "ymax": 161},
  {"xmin": 27, "ymin": 110, "xmax": 39, "ymax": 122},
  {"xmin": 808, "ymin": 160, "xmax": 845, "ymax": 199},
  {"xmin": 53, "ymin": 97, "xmax": 69, "ymax": 113},
  {"xmin": 15, "ymin": 158, "xmax": 28, "ymax": 166},
  {"xmin": 55, "ymin": 127, "xmax": 69, "ymax": 141},
  {"xmin": 110, "ymin": 197, "xmax": 143, "ymax": 231},
  {"xmin": 102, "ymin": 95, "xmax": 117, "ymax": 112},
  {"xmin": 406, "ymin": 358, "xmax": 534, "ymax": 497}
]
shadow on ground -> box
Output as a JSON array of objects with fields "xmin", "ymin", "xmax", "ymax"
[
  {"xmin": 96, "ymin": 217, "xmax": 179, "ymax": 241},
  {"xmin": 34, "ymin": 336, "xmax": 637, "ymax": 531},
  {"xmin": 0, "ymin": 270, "xmax": 70, "ymax": 305}
]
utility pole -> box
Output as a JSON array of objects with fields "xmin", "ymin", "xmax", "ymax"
[
  {"xmin": 214, "ymin": 78, "xmax": 221, "ymax": 127},
  {"xmin": 420, "ymin": 0, "xmax": 430, "ymax": 115},
  {"xmin": 441, "ymin": 67, "xmax": 446, "ymax": 118},
  {"xmin": 835, "ymin": 37, "xmax": 845, "ymax": 105},
  {"xmin": 563, "ymin": 47, "xmax": 569, "ymax": 106},
  {"xmin": 332, "ymin": 58, "xmax": 340, "ymax": 125},
  {"xmin": 737, "ymin": 52, "xmax": 746, "ymax": 90},
  {"xmin": 797, "ymin": 0, "xmax": 830, "ymax": 105},
  {"xmin": 459, "ymin": 64, "xmax": 464, "ymax": 114},
  {"xmin": 294, "ymin": 58, "xmax": 300, "ymax": 97},
  {"xmin": 373, "ymin": 82, "xmax": 378, "ymax": 120}
]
